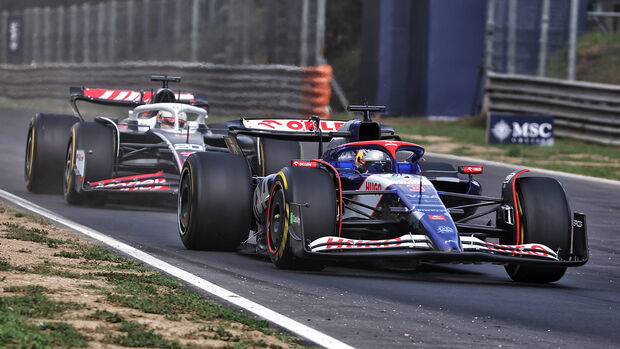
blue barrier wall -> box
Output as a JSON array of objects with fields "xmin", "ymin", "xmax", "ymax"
[
  {"xmin": 363, "ymin": 0, "xmax": 588, "ymax": 117},
  {"xmin": 425, "ymin": 1, "xmax": 486, "ymax": 117},
  {"xmin": 374, "ymin": 0, "xmax": 485, "ymax": 117}
]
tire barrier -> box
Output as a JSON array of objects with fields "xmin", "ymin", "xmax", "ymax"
[
  {"xmin": 301, "ymin": 64, "xmax": 332, "ymax": 119},
  {"xmin": 485, "ymin": 72, "xmax": 620, "ymax": 146},
  {"xmin": 0, "ymin": 62, "xmax": 333, "ymax": 119}
]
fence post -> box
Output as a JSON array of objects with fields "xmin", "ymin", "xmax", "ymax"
[
  {"xmin": 23, "ymin": 9, "xmax": 31, "ymax": 65},
  {"xmin": 69, "ymin": 5, "xmax": 77, "ymax": 63},
  {"xmin": 0, "ymin": 11, "xmax": 7, "ymax": 64},
  {"xmin": 109, "ymin": 1, "xmax": 117, "ymax": 62},
  {"xmin": 83, "ymin": 3, "xmax": 90, "ymax": 63},
  {"xmin": 315, "ymin": 0, "xmax": 326, "ymax": 65},
  {"xmin": 506, "ymin": 0, "xmax": 517, "ymax": 74},
  {"xmin": 537, "ymin": 0, "xmax": 550, "ymax": 77},
  {"xmin": 484, "ymin": 0, "xmax": 495, "ymax": 74},
  {"xmin": 190, "ymin": 0, "xmax": 199, "ymax": 61},
  {"xmin": 567, "ymin": 0, "xmax": 579, "ymax": 80},
  {"xmin": 97, "ymin": 2, "xmax": 105, "ymax": 62},
  {"xmin": 299, "ymin": 0, "xmax": 309, "ymax": 66},
  {"xmin": 127, "ymin": 0, "xmax": 134, "ymax": 61},
  {"xmin": 142, "ymin": 0, "xmax": 150, "ymax": 58},
  {"xmin": 56, "ymin": 6, "xmax": 64, "ymax": 63},
  {"xmin": 43, "ymin": 7, "xmax": 51, "ymax": 63},
  {"xmin": 173, "ymin": 0, "xmax": 182, "ymax": 60},
  {"xmin": 241, "ymin": 0, "xmax": 252, "ymax": 64},
  {"xmin": 32, "ymin": 7, "xmax": 40, "ymax": 64}
]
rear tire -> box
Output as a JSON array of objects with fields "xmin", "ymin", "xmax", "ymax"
[
  {"xmin": 503, "ymin": 177, "xmax": 571, "ymax": 283},
  {"xmin": 177, "ymin": 152, "xmax": 252, "ymax": 251},
  {"xmin": 25, "ymin": 114, "xmax": 79, "ymax": 194},
  {"xmin": 258, "ymin": 138, "xmax": 302, "ymax": 176},
  {"xmin": 267, "ymin": 167, "xmax": 336, "ymax": 270},
  {"xmin": 63, "ymin": 122, "xmax": 115, "ymax": 205}
]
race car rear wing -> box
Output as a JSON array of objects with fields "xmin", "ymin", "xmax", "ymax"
[
  {"xmin": 69, "ymin": 86, "xmax": 209, "ymax": 120},
  {"xmin": 225, "ymin": 115, "xmax": 399, "ymax": 158}
]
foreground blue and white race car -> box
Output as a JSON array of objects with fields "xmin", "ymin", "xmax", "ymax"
[{"xmin": 177, "ymin": 106, "xmax": 588, "ymax": 283}]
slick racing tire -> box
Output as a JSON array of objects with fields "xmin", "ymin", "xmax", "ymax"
[
  {"xmin": 503, "ymin": 177, "xmax": 571, "ymax": 283},
  {"xmin": 25, "ymin": 113, "xmax": 79, "ymax": 194},
  {"xmin": 177, "ymin": 152, "xmax": 252, "ymax": 251},
  {"xmin": 258, "ymin": 138, "xmax": 302, "ymax": 176},
  {"xmin": 64, "ymin": 122, "xmax": 115, "ymax": 205},
  {"xmin": 267, "ymin": 167, "xmax": 336, "ymax": 270}
]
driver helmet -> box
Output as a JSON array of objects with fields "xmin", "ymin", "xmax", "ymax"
[
  {"xmin": 157, "ymin": 111, "xmax": 187, "ymax": 129},
  {"xmin": 355, "ymin": 149, "xmax": 392, "ymax": 173}
]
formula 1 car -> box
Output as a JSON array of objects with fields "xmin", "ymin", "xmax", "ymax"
[
  {"xmin": 177, "ymin": 106, "xmax": 588, "ymax": 283},
  {"xmin": 25, "ymin": 76, "xmax": 211, "ymax": 205}
]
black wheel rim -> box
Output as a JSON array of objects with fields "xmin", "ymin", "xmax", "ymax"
[
  {"xmin": 63, "ymin": 141, "xmax": 73, "ymax": 196},
  {"xmin": 268, "ymin": 187, "xmax": 285, "ymax": 254},
  {"xmin": 25, "ymin": 130, "xmax": 33, "ymax": 179},
  {"xmin": 178, "ymin": 170, "xmax": 191, "ymax": 235}
]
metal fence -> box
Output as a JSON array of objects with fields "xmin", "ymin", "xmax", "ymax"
[
  {"xmin": 0, "ymin": 0, "xmax": 336, "ymax": 118},
  {"xmin": 0, "ymin": 62, "xmax": 333, "ymax": 118},
  {"xmin": 485, "ymin": 71, "xmax": 620, "ymax": 146},
  {"xmin": 0, "ymin": 0, "xmax": 327, "ymax": 66}
]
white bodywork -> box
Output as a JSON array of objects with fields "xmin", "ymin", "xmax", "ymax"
[{"xmin": 129, "ymin": 103, "xmax": 208, "ymax": 133}]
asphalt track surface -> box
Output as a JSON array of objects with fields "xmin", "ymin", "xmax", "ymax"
[{"xmin": 1, "ymin": 108, "xmax": 618, "ymax": 348}]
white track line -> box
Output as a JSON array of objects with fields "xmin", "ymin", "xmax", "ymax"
[
  {"xmin": 426, "ymin": 152, "xmax": 620, "ymax": 187},
  {"xmin": 0, "ymin": 189, "xmax": 354, "ymax": 349}
]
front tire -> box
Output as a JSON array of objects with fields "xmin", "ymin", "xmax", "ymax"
[
  {"xmin": 267, "ymin": 167, "xmax": 336, "ymax": 270},
  {"xmin": 64, "ymin": 122, "xmax": 115, "ymax": 205},
  {"xmin": 25, "ymin": 114, "xmax": 79, "ymax": 194},
  {"xmin": 504, "ymin": 177, "xmax": 571, "ymax": 283},
  {"xmin": 178, "ymin": 152, "xmax": 252, "ymax": 251}
]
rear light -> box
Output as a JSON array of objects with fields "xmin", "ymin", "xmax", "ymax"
[
  {"xmin": 291, "ymin": 160, "xmax": 317, "ymax": 167},
  {"xmin": 458, "ymin": 166, "xmax": 483, "ymax": 174}
]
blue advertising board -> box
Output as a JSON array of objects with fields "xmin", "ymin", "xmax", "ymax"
[{"xmin": 487, "ymin": 113, "xmax": 554, "ymax": 146}]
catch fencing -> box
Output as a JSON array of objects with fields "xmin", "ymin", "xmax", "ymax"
[
  {"xmin": 0, "ymin": 62, "xmax": 333, "ymax": 118},
  {"xmin": 485, "ymin": 71, "xmax": 620, "ymax": 146}
]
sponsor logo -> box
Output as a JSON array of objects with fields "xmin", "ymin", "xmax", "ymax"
[
  {"xmin": 291, "ymin": 160, "xmax": 317, "ymax": 167},
  {"xmin": 488, "ymin": 114, "xmax": 554, "ymax": 146},
  {"xmin": 428, "ymin": 215, "xmax": 446, "ymax": 221},
  {"xmin": 491, "ymin": 119, "xmax": 512, "ymax": 142},
  {"xmin": 437, "ymin": 226, "xmax": 454, "ymax": 233},
  {"xmin": 573, "ymin": 220, "xmax": 583, "ymax": 228},
  {"xmin": 324, "ymin": 237, "xmax": 403, "ymax": 249},
  {"xmin": 174, "ymin": 144, "xmax": 203, "ymax": 151},
  {"xmin": 243, "ymin": 119, "xmax": 345, "ymax": 132},
  {"xmin": 93, "ymin": 178, "xmax": 167, "ymax": 190},
  {"xmin": 289, "ymin": 212, "xmax": 300, "ymax": 225},
  {"xmin": 365, "ymin": 182, "xmax": 382, "ymax": 191},
  {"xmin": 75, "ymin": 150, "xmax": 85, "ymax": 177},
  {"xmin": 406, "ymin": 184, "xmax": 425, "ymax": 192},
  {"xmin": 460, "ymin": 166, "xmax": 483, "ymax": 174},
  {"xmin": 503, "ymin": 171, "xmax": 517, "ymax": 184}
]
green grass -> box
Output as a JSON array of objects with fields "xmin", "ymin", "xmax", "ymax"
[
  {"xmin": 0, "ymin": 260, "xmax": 11, "ymax": 271},
  {"xmin": 2, "ymin": 222, "xmax": 68, "ymax": 248},
  {"xmin": 17, "ymin": 262, "xmax": 93, "ymax": 280},
  {"xmin": 110, "ymin": 320, "xmax": 184, "ymax": 348},
  {"xmin": 80, "ymin": 245, "xmax": 133, "ymax": 263},
  {"xmin": 99, "ymin": 268, "xmax": 271, "ymax": 332},
  {"xmin": 89, "ymin": 310, "xmax": 123, "ymax": 323},
  {"xmin": 547, "ymin": 30, "xmax": 620, "ymax": 84},
  {"xmin": 0, "ymin": 287, "xmax": 82, "ymax": 318}
]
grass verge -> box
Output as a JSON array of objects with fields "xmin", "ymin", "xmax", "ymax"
[{"xmin": 0, "ymin": 201, "xmax": 307, "ymax": 349}]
